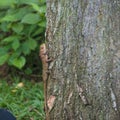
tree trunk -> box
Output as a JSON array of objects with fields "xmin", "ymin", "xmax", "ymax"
[{"xmin": 45, "ymin": 0, "xmax": 120, "ymax": 120}]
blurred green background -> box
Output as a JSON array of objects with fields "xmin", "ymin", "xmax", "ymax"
[
  {"xmin": 0, "ymin": 0, "xmax": 46, "ymax": 80},
  {"xmin": 0, "ymin": 0, "xmax": 46, "ymax": 119}
]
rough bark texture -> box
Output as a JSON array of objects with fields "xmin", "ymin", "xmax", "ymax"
[{"xmin": 46, "ymin": 0, "xmax": 120, "ymax": 120}]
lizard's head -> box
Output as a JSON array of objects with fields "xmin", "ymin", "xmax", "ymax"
[
  {"xmin": 40, "ymin": 43, "xmax": 47, "ymax": 60},
  {"xmin": 40, "ymin": 44, "xmax": 46, "ymax": 53}
]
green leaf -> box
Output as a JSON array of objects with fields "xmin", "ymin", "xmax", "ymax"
[
  {"xmin": 28, "ymin": 39, "xmax": 37, "ymax": 50},
  {"xmin": 22, "ymin": 42, "xmax": 31, "ymax": 55},
  {"xmin": 1, "ymin": 15, "xmax": 17, "ymax": 22},
  {"xmin": 28, "ymin": 25, "xmax": 37, "ymax": 35},
  {"xmin": 32, "ymin": 28, "xmax": 44, "ymax": 37},
  {"xmin": 2, "ymin": 36, "xmax": 19, "ymax": 43},
  {"xmin": 17, "ymin": 0, "xmax": 39, "ymax": 5},
  {"xmin": 29, "ymin": 3, "xmax": 46, "ymax": 13},
  {"xmin": 14, "ymin": 7, "xmax": 33, "ymax": 20},
  {"xmin": 11, "ymin": 56, "xmax": 26, "ymax": 69},
  {"xmin": 1, "ymin": 7, "xmax": 32, "ymax": 22},
  {"xmin": 21, "ymin": 13, "xmax": 40, "ymax": 24},
  {"xmin": 0, "ymin": 22, "xmax": 9, "ymax": 32},
  {"xmin": 12, "ymin": 39, "xmax": 20, "ymax": 50},
  {"xmin": 30, "ymin": 3, "xmax": 40, "ymax": 12},
  {"xmin": 0, "ymin": 47, "xmax": 8, "ymax": 55},
  {"xmin": 39, "ymin": 6, "xmax": 46, "ymax": 14},
  {"xmin": 0, "ymin": 54, "xmax": 9, "ymax": 65},
  {"xmin": 39, "ymin": 0, "xmax": 46, "ymax": 4},
  {"xmin": 0, "ymin": 0, "xmax": 16, "ymax": 7},
  {"xmin": 12, "ymin": 23, "xmax": 24, "ymax": 33},
  {"xmin": 9, "ymin": 51, "xmax": 21, "ymax": 62},
  {"xmin": 38, "ymin": 21, "xmax": 46, "ymax": 27},
  {"xmin": 25, "ymin": 68, "xmax": 32, "ymax": 75}
]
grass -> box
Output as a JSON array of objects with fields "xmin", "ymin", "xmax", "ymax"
[{"xmin": 0, "ymin": 77, "xmax": 45, "ymax": 120}]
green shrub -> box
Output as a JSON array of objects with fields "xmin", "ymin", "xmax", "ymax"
[{"xmin": 0, "ymin": 0, "xmax": 46, "ymax": 71}]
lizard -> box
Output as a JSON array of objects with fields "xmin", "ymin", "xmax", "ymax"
[{"xmin": 39, "ymin": 43, "xmax": 52, "ymax": 118}]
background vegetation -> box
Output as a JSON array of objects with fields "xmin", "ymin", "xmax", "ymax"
[
  {"xmin": 0, "ymin": 0, "xmax": 46, "ymax": 78},
  {"xmin": 0, "ymin": 0, "xmax": 46, "ymax": 119},
  {"xmin": 0, "ymin": 77, "xmax": 44, "ymax": 120}
]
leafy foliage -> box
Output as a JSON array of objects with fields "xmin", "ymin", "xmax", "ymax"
[
  {"xmin": 0, "ymin": 0, "xmax": 46, "ymax": 70},
  {"xmin": 0, "ymin": 77, "xmax": 44, "ymax": 120}
]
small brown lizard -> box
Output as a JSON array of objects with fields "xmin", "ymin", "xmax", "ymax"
[{"xmin": 39, "ymin": 43, "xmax": 52, "ymax": 118}]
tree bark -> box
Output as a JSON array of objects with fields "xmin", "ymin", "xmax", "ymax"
[{"xmin": 45, "ymin": 0, "xmax": 120, "ymax": 120}]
